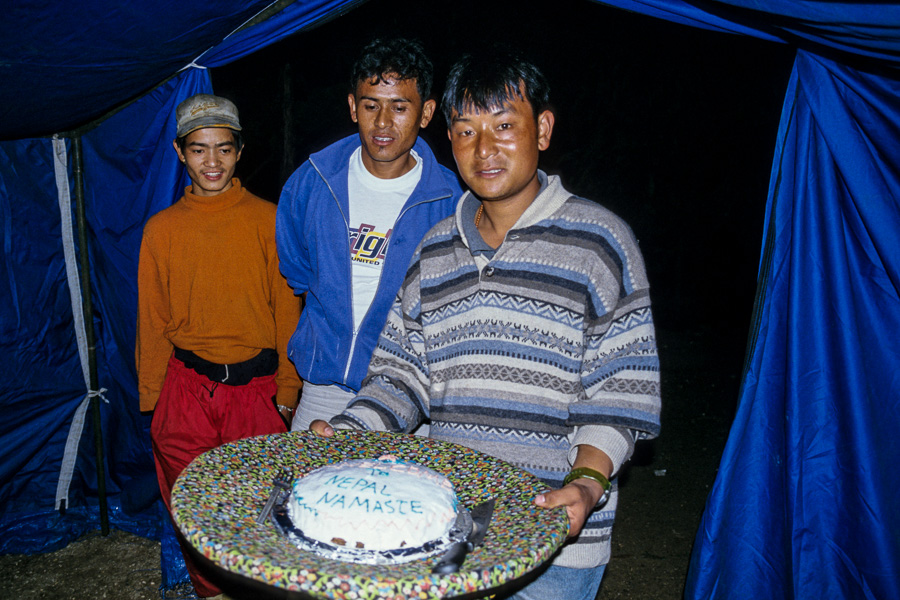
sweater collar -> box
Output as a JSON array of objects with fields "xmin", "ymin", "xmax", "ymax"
[
  {"xmin": 181, "ymin": 178, "xmax": 244, "ymax": 211},
  {"xmin": 458, "ymin": 170, "xmax": 563, "ymax": 250}
]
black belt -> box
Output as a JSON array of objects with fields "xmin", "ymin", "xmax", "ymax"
[{"xmin": 173, "ymin": 347, "xmax": 278, "ymax": 386}]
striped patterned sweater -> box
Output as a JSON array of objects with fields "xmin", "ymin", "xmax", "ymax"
[{"xmin": 333, "ymin": 173, "xmax": 661, "ymax": 568}]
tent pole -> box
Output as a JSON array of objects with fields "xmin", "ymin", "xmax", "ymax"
[{"xmin": 72, "ymin": 135, "xmax": 110, "ymax": 536}]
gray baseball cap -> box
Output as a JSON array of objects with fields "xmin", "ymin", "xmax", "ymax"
[{"xmin": 175, "ymin": 94, "xmax": 242, "ymax": 138}]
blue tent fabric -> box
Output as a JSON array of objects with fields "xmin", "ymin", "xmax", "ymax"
[
  {"xmin": 0, "ymin": 137, "xmax": 87, "ymax": 549},
  {"xmin": 1, "ymin": 1, "xmax": 899, "ymax": 598},
  {"xmin": 0, "ymin": 0, "xmax": 359, "ymax": 559},
  {"xmin": 590, "ymin": 1, "xmax": 900, "ymax": 597},
  {"xmin": 0, "ymin": 71, "xmax": 208, "ymax": 555},
  {"xmin": 0, "ymin": 0, "xmax": 276, "ymax": 140},
  {"xmin": 598, "ymin": 0, "xmax": 900, "ymax": 63},
  {"xmin": 684, "ymin": 49, "xmax": 900, "ymax": 600}
]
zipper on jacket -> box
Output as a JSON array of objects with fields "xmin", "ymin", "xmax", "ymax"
[
  {"xmin": 311, "ymin": 158, "xmax": 359, "ymax": 386},
  {"xmin": 314, "ymin": 153, "xmax": 453, "ymax": 385}
]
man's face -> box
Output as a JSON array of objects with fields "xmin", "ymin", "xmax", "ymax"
[
  {"xmin": 447, "ymin": 92, "xmax": 553, "ymax": 207},
  {"xmin": 173, "ymin": 128, "xmax": 242, "ymax": 196},
  {"xmin": 348, "ymin": 74, "xmax": 436, "ymax": 179}
]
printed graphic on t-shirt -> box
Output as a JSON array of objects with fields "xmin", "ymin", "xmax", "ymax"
[{"xmin": 350, "ymin": 223, "xmax": 392, "ymax": 266}]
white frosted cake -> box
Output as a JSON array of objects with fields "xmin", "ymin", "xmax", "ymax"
[{"xmin": 286, "ymin": 456, "xmax": 458, "ymax": 552}]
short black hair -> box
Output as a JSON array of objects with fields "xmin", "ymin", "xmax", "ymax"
[
  {"xmin": 441, "ymin": 46, "xmax": 550, "ymax": 124},
  {"xmin": 349, "ymin": 37, "xmax": 433, "ymax": 102},
  {"xmin": 176, "ymin": 129, "xmax": 243, "ymax": 153}
]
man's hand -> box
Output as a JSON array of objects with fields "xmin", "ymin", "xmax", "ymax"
[
  {"xmin": 309, "ymin": 419, "xmax": 335, "ymax": 437},
  {"xmin": 534, "ymin": 444, "xmax": 613, "ymax": 538},
  {"xmin": 534, "ymin": 477, "xmax": 604, "ymax": 538}
]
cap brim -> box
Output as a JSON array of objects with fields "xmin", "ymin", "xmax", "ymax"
[{"xmin": 177, "ymin": 118, "xmax": 242, "ymax": 138}]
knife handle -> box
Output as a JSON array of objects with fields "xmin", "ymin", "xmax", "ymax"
[
  {"xmin": 431, "ymin": 541, "xmax": 473, "ymax": 574},
  {"xmin": 256, "ymin": 489, "xmax": 280, "ymax": 524}
]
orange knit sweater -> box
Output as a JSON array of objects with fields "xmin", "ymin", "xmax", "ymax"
[{"xmin": 136, "ymin": 179, "xmax": 301, "ymax": 412}]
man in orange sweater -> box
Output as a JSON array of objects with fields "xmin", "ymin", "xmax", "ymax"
[{"xmin": 136, "ymin": 93, "xmax": 301, "ymax": 599}]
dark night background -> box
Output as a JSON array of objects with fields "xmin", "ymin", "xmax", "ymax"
[{"xmin": 213, "ymin": 0, "xmax": 794, "ymax": 364}]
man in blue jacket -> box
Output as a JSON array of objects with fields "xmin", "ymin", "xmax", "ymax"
[{"xmin": 276, "ymin": 37, "xmax": 462, "ymax": 432}]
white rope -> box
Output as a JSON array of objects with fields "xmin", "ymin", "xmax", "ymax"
[
  {"xmin": 52, "ymin": 135, "xmax": 98, "ymax": 511},
  {"xmin": 53, "ymin": 136, "xmax": 90, "ymax": 388},
  {"xmin": 180, "ymin": 62, "xmax": 208, "ymax": 72},
  {"xmin": 88, "ymin": 388, "xmax": 109, "ymax": 403}
]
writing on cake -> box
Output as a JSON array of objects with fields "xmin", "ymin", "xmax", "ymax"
[
  {"xmin": 287, "ymin": 457, "xmax": 458, "ymax": 551},
  {"xmin": 301, "ymin": 468, "xmax": 426, "ymax": 515}
]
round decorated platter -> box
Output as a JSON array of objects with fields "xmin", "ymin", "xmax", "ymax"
[{"xmin": 171, "ymin": 430, "xmax": 569, "ymax": 599}]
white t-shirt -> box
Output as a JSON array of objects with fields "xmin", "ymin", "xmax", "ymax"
[{"xmin": 347, "ymin": 147, "xmax": 422, "ymax": 331}]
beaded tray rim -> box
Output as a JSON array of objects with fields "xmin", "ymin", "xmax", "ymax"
[{"xmin": 171, "ymin": 430, "xmax": 568, "ymax": 599}]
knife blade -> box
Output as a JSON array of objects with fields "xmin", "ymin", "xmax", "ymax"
[{"xmin": 432, "ymin": 498, "xmax": 495, "ymax": 574}]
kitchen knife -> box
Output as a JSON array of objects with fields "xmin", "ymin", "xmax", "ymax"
[{"xmin": 432, "ymin": 498, "xmax": 495, "ymax": 574}]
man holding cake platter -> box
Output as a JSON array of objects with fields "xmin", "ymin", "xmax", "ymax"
[
  {"xmin": 313, "ymin": 47, "xmax": 661, "ymax": 599},
  {"xmin": 276, "ymin": 37, "xmax": 462, "ymax": 433}
]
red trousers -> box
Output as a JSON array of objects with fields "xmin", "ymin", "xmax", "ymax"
[{"xmin": 151, "ymin": 355, "xmax": 287, "ymax": 597}]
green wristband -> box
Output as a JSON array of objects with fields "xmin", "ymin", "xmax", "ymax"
[{"xmin": 564, "ymin": 467, "xmax": 612, "ymax": 505}]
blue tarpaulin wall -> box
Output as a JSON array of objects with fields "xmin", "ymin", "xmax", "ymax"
[
  {"xmin": 0, "ymin": 0, "xmax": 360, "ymax": 589},
  {"xmin": 1, "ymin": 1, "xmax": 898, "ymax": 598},
  {"xmin": 591, "ymin": 2, "xmax": 900, "ymax": 598}
]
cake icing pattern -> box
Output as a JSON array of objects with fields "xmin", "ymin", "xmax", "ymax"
[{"xmin": 287, "ymin": 457, "xmax": 458, "ymax": 551}]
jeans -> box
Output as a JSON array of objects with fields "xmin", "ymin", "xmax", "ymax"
[{"xmin": 499, "ymin": 563, "xmax": 606, "ymax": 600}]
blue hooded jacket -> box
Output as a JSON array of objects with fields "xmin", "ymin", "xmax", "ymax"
[{"xmin": 276, "ymin": 134, "xmax": 462, "ymax": 392}]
